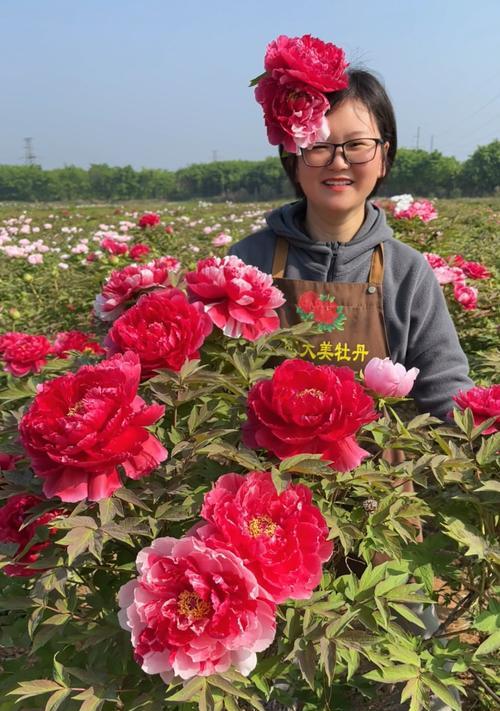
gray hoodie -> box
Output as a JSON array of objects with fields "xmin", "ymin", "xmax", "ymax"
[{"xmin": 229, "ymin": 199, "xmax": 473, "ymax": 419}]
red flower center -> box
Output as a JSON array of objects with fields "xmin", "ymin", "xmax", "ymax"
[
  {"xmin": 67, "ymin": 400, "xmax": 85, "ymax": 417},
  {"xmin": 177, "ymin": 590, "xmax": 211, "ymax": 621},
  {"xmin": 297, "ymin": 388, "xmax": 323, "ymax": 399},
  {"xmin": 248, "ymin": 515, "xmax": 277, "ymax": 538}
]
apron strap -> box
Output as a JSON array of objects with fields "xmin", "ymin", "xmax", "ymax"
[
  {"xmin": 368, "ymin": 244, "xmax": 384, "ymax": 285},
  {"xmin": 272, "ymin": 237, "xmax": 288, "ymax": 278}
]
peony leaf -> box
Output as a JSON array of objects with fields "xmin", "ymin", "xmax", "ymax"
[
  {"xmin": 442, "ymin": 516, "xmax": 490, "ymax": 558},
  {"xmin": 473, "ymin": 630, "xmax": 500, "ymax": 657},
  {"xmin": 165, "ymin": 678, "xmax": 205, "ymax": 703},
  {"xmin": 278, "ymin": 453, "xmax": 333, "ymax": 476},
  {"xmin": 364, "ymin": 664, "xmax": 419, "ymax": 684},
  {"xmin": 45, "ymin": 688, "xmax": 72, "ymax": 711},
  {"xmin": 295, "ymin": 640, "xmax": 317, "ymax": 690},
  {"xmin": 421, "ymin": 674, "xmax": 461, "ymax": 711},
  {"xmin": 57, "ymin": 527, "xmax": 95, "ymax": 565},
  {"xmin": 8, "ymin": 680, "xmax": 65, "ymax": 698}
]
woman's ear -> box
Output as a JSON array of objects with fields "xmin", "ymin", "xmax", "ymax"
[{"xmin": 378, "ymin": 142, "xmax": 390, "ymax": 179}]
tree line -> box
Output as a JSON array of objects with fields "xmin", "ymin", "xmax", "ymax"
[{"xmin": 0, "ymin": 141, "xmax": 498, "ymax": 202}]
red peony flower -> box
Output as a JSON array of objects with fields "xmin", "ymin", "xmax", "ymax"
[
  {"xmin": 19, "ymin": 352, "xmax": 168, "ymax": 502},
  {"xmin": 453, "ymin": 385, "xmax": 500, "ymax": 435},
  {"xmin": 450, "ymin": 254, "xmax": 466, "ymax": 267},
  {"xmin": 312, "ymin": 299, "xmax": 338, "ymax": 325},
  {"xmin": 118, "ymin": 536, "xmax": 276, "ymax": 681},
  {"xmin": 461, "ymin": 261, "xmax": 491, "ymax": 280},
  {"xmin": 105, "ymin": 289, "xmax": 213, "ymax": 379},
  {"xmin": 185, "ymin": 255, "xmax": 285, "ymax": 341},
  {"xmin": 53, "ymin": 331, "xmax": 105, "ymax": 358},
  {"xmin": 164, "ymin": 225, "xmax": 174, "ymax": 234},
  {"xmin": 423, "ymin": 252, "xmax": 447, "ymax": 270},
  {"xmin": 453, "ymin": 283, "xmax": 478, "ymax": 310},
  {"xmin": 0, "ymin": 494, "xmax": 62, "ymax": 577},
  {"xmin": 1, "ymin": 334, "xmax": 53, "ymax": 377},
  {"xmin": 297, "ymin": 290, "xmax": 318, "ymax": 314},
  {"xmin": 101, "ymin": 237, "xmax": 128, "ymax": 255},
  {"xmin": 243, "ymin": 359, "xmax": 378, "ymax": 471},
  {"xmin": 255, "ymin": 76, "xmax": 330, "ymax": 153},
  {"xmin": 195, "ymin": 471, "xmax": 333, "ymax": 603},
  {"xmin": 128, "ymin": 243, "xmax": 151, "ymax": 261},
  {"xmin": 264, "ymin": 34, "xmax": 349, "ymax": 93},
  {"xmin": 94, "ymin": 256, "xmax": 180, "ymax": 322},
  {"xmin": 138, "ymin": 213, "xmax": 161, "ymax": 229},
  {"xmin": 0, "ymin": 453, "xmax": 20, "ymax": 471},
  {"xmin": 0, "ymin": 332, "xmax": 22, "ymax": 356}
]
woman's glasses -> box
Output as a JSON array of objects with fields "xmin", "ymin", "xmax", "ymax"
[{"xmin": 301, "ymin": 138, "xmax": 384, "ymax": 167}]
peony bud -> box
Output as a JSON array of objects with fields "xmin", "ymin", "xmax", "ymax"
[{"xmin": 364, "ymin": 357, "xmax": 419, "ymax": 398}]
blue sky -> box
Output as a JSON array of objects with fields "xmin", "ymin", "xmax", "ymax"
[{"xmin": 1, "ymin": 0, "xmax": 499, "ymax": 170}]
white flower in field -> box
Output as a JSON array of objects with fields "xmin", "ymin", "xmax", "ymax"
[
  {"xmin": 58, "ymin": 262, "xmax": 69, "ymax": 270},
  {"xmin": 189, "ymin": 245, "xmax": 200, "ymax": 253},
  {"xmin": 32, "ymin": 227, "xmax": 40, "ymax": 233},
  {"xmin": 27, "ymin": 254, "xmax": 43, "ymax": 265},
  {"xmin": 203, "ymin": 226, "xmax": 213, "ymax": 234},
  {"xmin": 43, "ymin": 223, "xmax": 53, "ymax": 229}
]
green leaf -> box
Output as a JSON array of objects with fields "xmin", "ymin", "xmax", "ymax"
[
  {"xmin": 208, "ymin": 676, "xmax": 265, "ymax": 711},
  {"xmin": 45, "ymin": 688, "xmax": 72, "ymax": 711},
  {"xmin": 57, "ymin": 527, "xmax": 94, "ymax": 564},
  {"xmin": 473, "ymin": 630, "xmax": 500, "ymax": 657},
  {"xmin": 319, "ymin": 637, "xmax": 336, "ymax": 685},
  {"xmin": 442, "ymin": 516, "xmax": 489, "ymax": 558},
  {"xmin": 295, "ymin": 640, "xmax": 317, "ymax": 690},
  {"xmin": 421, "ymin": 674, "xmax": 461, "ymax": 711},
  {"xmin": 165, "ymin": 677, "xmax": 205, "ymax": 703},
  {"xmin": 365, "ymin": 664, "xmax": 419, "ymax": 684},
  {"xmin": 388, "ymin": 603, "xmax": 426, "ymax": 629},
  {"xmin": 8, "ymin": 680, "xmax": 64, "ymax": 698},
  {"xmin": 114, "ymin": 486, "xmax": 151, "ymax": 511},
  {"xmin": 278, "ymin": 452, "xmax": 333, "ymax": 476}
]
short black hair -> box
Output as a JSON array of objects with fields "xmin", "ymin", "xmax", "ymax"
[{"xmin": 279, "ymin": 68, "xmax": 398, "ymax": 199}]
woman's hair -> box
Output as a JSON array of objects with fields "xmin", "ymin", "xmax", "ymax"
[{"xmin": 279, "ymin": 68, "xmax": 398, "ymax": 200}]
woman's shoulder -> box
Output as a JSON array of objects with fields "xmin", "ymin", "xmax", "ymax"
[
  {"xmin": 228, "ymin": 228, "xmax": 277, "ymax": 273},
  {"xmin": 384, "ymin": 235, "xmax": 432, "ymax": 280}
]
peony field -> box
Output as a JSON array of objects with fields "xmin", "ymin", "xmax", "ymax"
[{"xmin": 0, "ymin": 196, "xmax": 498, "ymax": 711}]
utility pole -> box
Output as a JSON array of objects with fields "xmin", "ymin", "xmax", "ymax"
[
  {"xmin": 430, "ymin": 135, "xmax": 434, "ymax": 152},
  {"xmin": 23, "ymin": 137, "xmax": 36, "ymax": 165},
  {"xmin": 415, "ymin": 126, "xmax": 420, "ymax": 150}
]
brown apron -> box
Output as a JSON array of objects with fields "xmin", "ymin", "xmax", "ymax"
[
  {"xmin": 272, "ymin": 237, "xmax": 390, "ymax": 369},
  {"xmin": 271, "ymin": 237, "xmax": 408, "ymax": 574}
]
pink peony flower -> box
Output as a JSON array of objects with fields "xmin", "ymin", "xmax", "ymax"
[
  {"xmin": 423, "ymin": 252, "xmax": 447, "ymax": 269},
  {"xmin": 101, "ymin": 237, "xmax": 128, "ymax": 255},
  {"xmin": 453, "ymin": 385, "xmax": 500, "ymax": 434},
  {"xmin": 431, "ymin": 265, "xmax": 465, "ymax": 286},
  {"xmin": 185, "ymin": 255, "xmax": 285, "ymax": 341},
  {"xmin": 53, "ymin": 331, "xmax": 105, "ymax": 358},
  {"xmin": 105, "ymin": 289, "xmax": 213, "ymax": 379},
  {"xmin": 264, "ymin": 34, "xmax": 349, "ymax": 93},
  {"xmin": 0, "ymin": 494, "xmax": 62, "ymax": 577},
  {"xmin": 453, "ymin": 283, "xmax": 478, "ymax": 310},
  {"xmin": 118, "ymin": 536, "xmax": 276, "ymax": 681},
  {"xmin": 129, "ymin": 243, "xmax": 151, "ymax": 260},
  {"xmin": 461, "ymin": 261, "xmax": 491, "ymax": 280},
  {"xmin": 364, "ymin": 357, "xmax": 419, "ymax": 397},
  {"xmin": 255, "ymin": 76, "xmax": 330, "ymax": 153},
  {"xmin": 211, "ymin": 232, "xmax": 232, "ymax": 247},
  {"xmin": 195, "ymin": 471, "xmax": 333, "ymax": 603},
  {"xmin": 94, "ymin": 256, "xmax": 180, "ymax": 322},
  {"xmin": 1, "ymin": 334, "xmax": 53, "ymax": 377},
  {"xmin": 138, "ymin": 213, "xmax": 160, "ymax": 229},
  {"xmin": 243, "ymin": 359, "xmax": 378, "ymax": 472},
  {"xmin": 19, "ymin": 352, "xmax": 167, "ymax": 501},
  {"xmin": 394, "ymin": 199, "xmax": 437, "ymax": 223}
]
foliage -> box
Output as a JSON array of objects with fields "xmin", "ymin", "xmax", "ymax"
[{"xmin": 0, "ymin": 199, "xmax": 498, "ymax": 711}]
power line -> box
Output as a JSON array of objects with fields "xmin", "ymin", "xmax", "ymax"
[{"xmin": 23, "ymin": 137, "xmax": 36, "ymax": 165}]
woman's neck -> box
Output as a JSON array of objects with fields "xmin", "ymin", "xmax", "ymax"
[{"xmin": 304, "ymin": 204, "xmax": 366, "ymax": 244}]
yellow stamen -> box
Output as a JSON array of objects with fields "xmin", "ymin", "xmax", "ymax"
[
  {"xmin": 297, "ymin": 388, "xmax": 323, "ymax": 398},
  {"xmin": 177, "ymin": 590, "xmax": 211, "ymax": 620},
  {"xmin": 248, "ymin": 515, "xmax": 277, "ymax": 538}
]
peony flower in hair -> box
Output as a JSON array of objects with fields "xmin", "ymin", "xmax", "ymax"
[
  {"xmin": 105, "ymin": 288, "xmax": 213, "ymax": 379},
  {"xmin": 453, "ymin": 384, "xmax": 500, "ymax": 435},
  {"xmin": 195, "ymin": 471, "xmax": 333, "ymax": 603},
  {"xmin": 253, "ymin": 34, "xmax": 349, "ymax": 153},
  {"xmin": 19, "ymin": 352, "xmax": 167, "ymax": 502},
  {"xmin": 243, "ymin": 359, "xmax": 378, "ymax": 471},
  {"xmin": 0, "ymin": 494, "xmax": 62, "ymax": 577},
  {"xmin": 264, "ymin": 34, "xmax": 349, "ymax": 93},
  {"xmin": 94, "ymin": 256, "xmax": 180, "ymax": 322},
  {"xmin": 118, "ymin": 536, "xmax": 276, "ymax": 681},
  {"xmin": 185, "ymin": 255, "xmax": 285, "ymax": 341},
  {"xmin": 255, "ymin": 77, "xmax": 330, "ymax": 153},
  {"xmin": 53, "ymin": 330, "xmax": 105, "ymax": 358},
  {"xmin": 1, "ymin": 333, "xmax": 53, "ymax": 377}
]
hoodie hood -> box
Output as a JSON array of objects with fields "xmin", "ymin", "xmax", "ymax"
[{"xmin": 266, "ymin": 199, "xmax": 394, "ymax": 277}]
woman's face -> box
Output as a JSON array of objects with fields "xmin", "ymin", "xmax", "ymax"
[{"xmin": 296, "ymin": 98, "xmax": 389, "ymax": 221}]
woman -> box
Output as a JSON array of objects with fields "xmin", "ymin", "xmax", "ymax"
[{"xmin": 230, "ymin": 37, "xmax": 472, "ymax": 420}]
